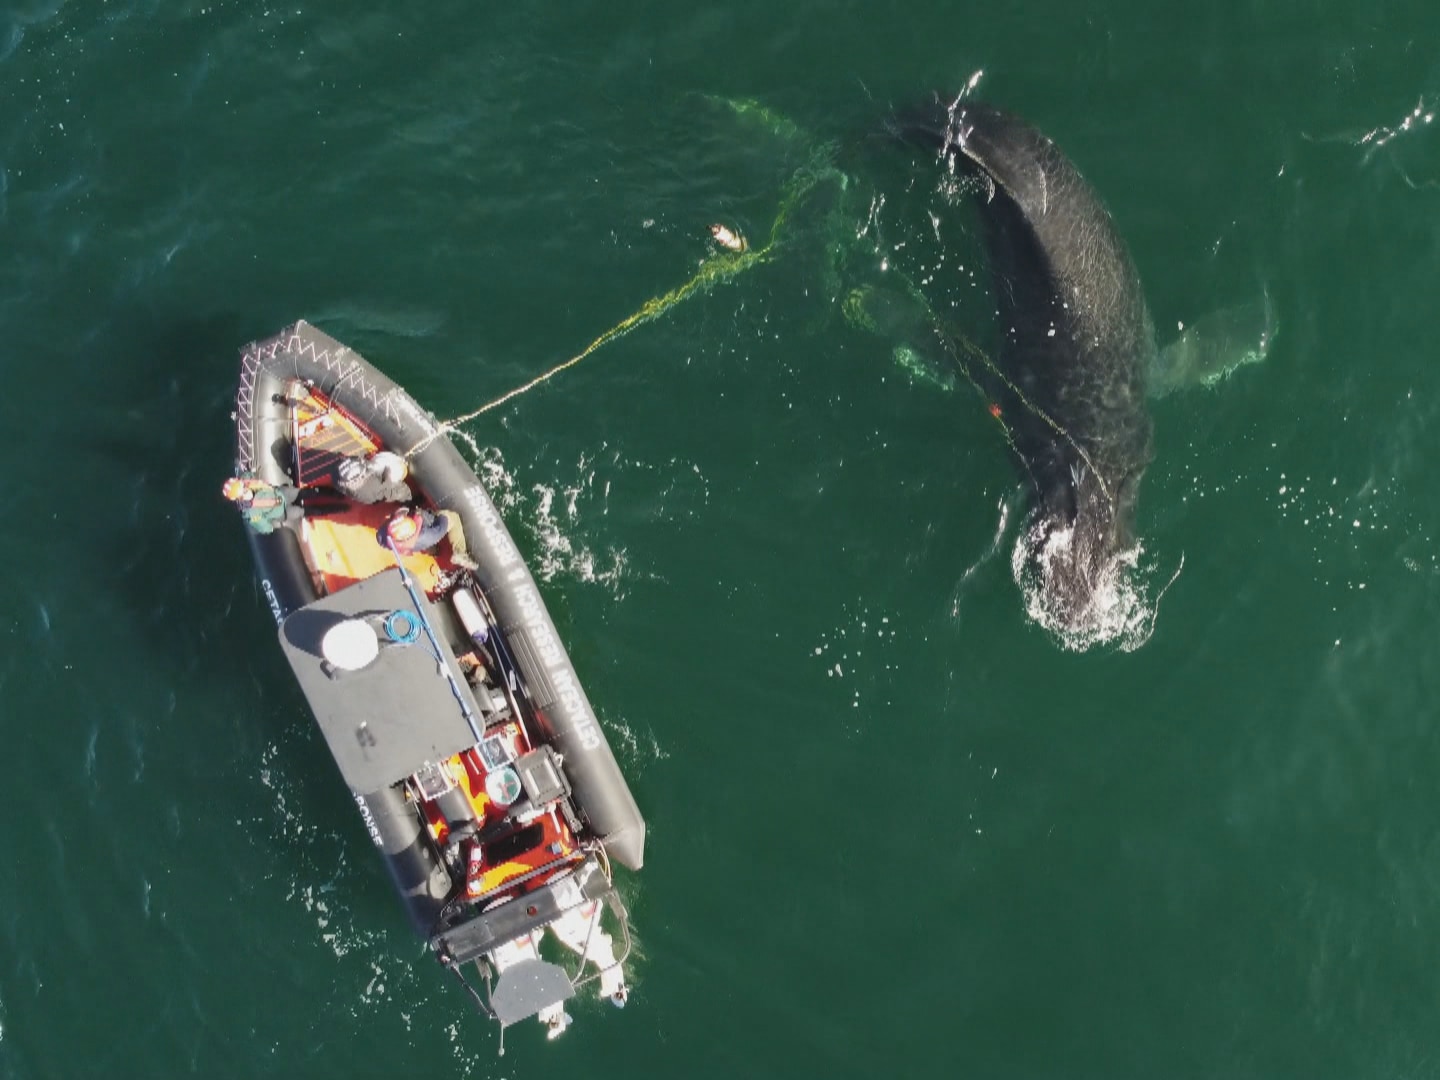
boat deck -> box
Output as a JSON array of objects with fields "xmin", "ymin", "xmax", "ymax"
[
  {"xmin": 304, "ymin": 511, "xmax": 446, "ymax": 595},
  {"xmin": 277, "ymin": 567, "xmax": 483, "ymax": 792},
  {"xmin": 290, "ymin": 382, "xmax": 448, "ymax": 595}
]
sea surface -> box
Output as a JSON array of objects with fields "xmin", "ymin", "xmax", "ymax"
[{"xmin": 3, "ymin": 1, "xmax": 1440, "ymax": 1077}]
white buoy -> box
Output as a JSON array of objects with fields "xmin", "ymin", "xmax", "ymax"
[
  {"xmin": 321, "ymin": 619, "xmax": 380, "ymax": 671},
  {"xmin": 708, "ymin": 223, "xmax": 747, "ymax": 252}
]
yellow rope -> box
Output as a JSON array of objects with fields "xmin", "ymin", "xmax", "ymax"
[
  {"xmin": 934, "ymin": 320, "xmax": 1115, "ymax": 508},
  {"xmin": 406, "ymin": 161, "xmax": 833, "ymax": 457}
]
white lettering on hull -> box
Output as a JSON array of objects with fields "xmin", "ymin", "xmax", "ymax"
[
  {"xmin": 460, "ymin": 484, "xmax": 522, "ymax": 571},
  {"xmin": 353, "ymin": 791, "xmax": 384, "ymax": 848},
  {"xmin": 459, "ymin": 485, "xmax": 603, "ymax": 753},
  {"xmin": 550, "ymin": 666, "xmax": 601, "ymax": 750},
  {"xmin": 261, "ymin": 578, "xmax": 283, "ymax": 625}
]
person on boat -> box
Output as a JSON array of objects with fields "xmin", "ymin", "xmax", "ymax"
[
  {"xmin": 335, "ymin": 450, "xmax": 412, "ymax": 504},
  {"xmin": 379, "ymin": 505, "xmax": 478, "ymax": 569},
  {"xmin": 222, "ymin": 476, "xmax": 302, "ymax": 534}
]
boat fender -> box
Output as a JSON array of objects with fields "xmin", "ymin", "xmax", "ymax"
[{"xmin": 451, "ymin": 587, "xmax": 490, "ymax": 647}]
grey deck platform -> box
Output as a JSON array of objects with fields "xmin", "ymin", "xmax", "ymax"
[{"xmin": 278, "ymin": 568, "xmax": 482, "ymax": 792}]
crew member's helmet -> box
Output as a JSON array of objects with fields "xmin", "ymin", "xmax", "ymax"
[{"xmin": 387, "ymin": 510, "xmax": 421, "ymax": 544}]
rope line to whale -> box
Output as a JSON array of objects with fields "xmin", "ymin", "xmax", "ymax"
[
  {"xmin": 406, "ymin": 132, "xmax": 1119, "ymax": 520},
  {"xmin": 404, "ymin": 153, "xmax": 833, "ymax": 458},
  {"xmin": 933, "ymin": 311, "xmax": 1116, "ymax": 510}
]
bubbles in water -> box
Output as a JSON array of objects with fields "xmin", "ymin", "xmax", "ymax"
[
  {"xmin": 809, "ymin": 600, "xmax": 902, "ymax": 722},
  {"xmin": 1261, "ymin": 455, "xmax": 1440, "ymax": 590},
  {"xmin": 1302, "ymin": 95, "xmax": 1438, "ymax": 189},
  {"xmin": 254, "ymin": 740, "xmax": 384, "ymax": 962},
  {"xmin": 1162, "ymin": 437, "xmax": 1438, "ymax": 635}
]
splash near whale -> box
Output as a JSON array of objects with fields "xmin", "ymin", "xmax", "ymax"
[{"xmin": 890, "ymin": 98, "xmax": 1159, "ymax": 648}]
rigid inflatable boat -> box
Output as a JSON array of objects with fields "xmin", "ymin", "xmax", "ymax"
[{"xmin": 227, "ymin": 321, "xmax": 644, "ymax": 1042}]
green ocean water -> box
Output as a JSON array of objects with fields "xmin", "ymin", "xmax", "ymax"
[{"xmin": 4, "ymin": 0, "xmax": 1440, "ymax": 1077}]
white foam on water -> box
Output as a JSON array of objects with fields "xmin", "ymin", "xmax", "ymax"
[
  {"xmin": 82, "ymin": 721, "xmax": 99, "ymax": 781},
  {"xmin": 529, "ymin": 479, "xmax": 629, "ymax": 595},
  {"xmin": 251, "ymin": 740, "xmax": 442, "ymax": 1036},
  {"xmin": 469, "ymin": 443, "xmax": 711, "ymax": 598},
  {"xmin": 600, "ymin": 713, "xmax": 670, "ymax": 774},
  {"xmin": 471, "ymin": 445, "xmax": 519, "ymax": 509},
  {"xmin": 1011, "ymin": 517, "xmax": 1166, "ymax": 653},
  {"xmin": 467, "ymin": 446, "xmax": 631, "ymax": 595},
  {"xmin": 1357, "ymin": 97, "xmax": 1435, "ymax": 159},
  {"xmin": 504, "ymin": 448, "xmax": 678, "ymax": 764},
  {"xmin": 1300, "ymin": 94, "xmax": 1438, "ymax": 189},
  {"xmin": 251, "ymin": 738, "xmax": 449, "ymax": 1038}
]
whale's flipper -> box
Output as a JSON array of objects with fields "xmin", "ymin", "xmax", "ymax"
[
  {"xmin": 1151, "ymin": 292, "xmax": 1276, "ymax": 397},
  {"xmin": 842, "ymin": 282, "xmax": 932, "ymax": 337},
  {"xmin": 842, "ymin": 285, "xmax": 962, "ymax": 390}
]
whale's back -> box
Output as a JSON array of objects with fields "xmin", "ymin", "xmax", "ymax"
[{"xmin": 895, "ymin": 100, "xmax": 1154, "ymax": 535}]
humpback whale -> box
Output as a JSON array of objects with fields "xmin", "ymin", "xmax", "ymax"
[{"xmin": 891, "ymin": 98, "xmax": 1157, "ymax": 638}]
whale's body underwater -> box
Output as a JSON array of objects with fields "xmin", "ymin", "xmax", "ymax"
[{"xmin": 891, "ymin": 99, "xmax": 1157, "ymax": 636}]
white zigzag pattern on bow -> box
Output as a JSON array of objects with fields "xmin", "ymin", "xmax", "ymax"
[{"xmin": 233, "ymin": 321, "xmax": 409, "ymax": 472}]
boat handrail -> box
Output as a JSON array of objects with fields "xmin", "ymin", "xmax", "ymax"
[{"xmin": 564, "ymin": 887, "xmax": 634, "ymax": 992}]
